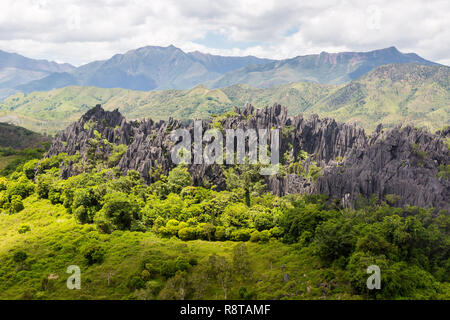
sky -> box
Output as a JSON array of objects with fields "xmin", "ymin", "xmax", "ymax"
[{"xmin": 0, "ymin": 0, "xmax": 448, "ymax": 66}]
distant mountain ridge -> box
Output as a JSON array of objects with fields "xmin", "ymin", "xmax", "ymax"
[
  {"xmin": 207, "ymin": 46, "xmax": 440, "ymax": 88},
  {"xmin": 16, "ymin": 45, "xmax": 274, "ymax": 93},
  {"xmin": 0, "ymin": 50, "xmax": 75, "ymax": 99},
  {"xmin": 0, "ymin": 45, "xmax": 442, "ymax": 99}
]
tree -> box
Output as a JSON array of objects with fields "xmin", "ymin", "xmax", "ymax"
[
  {"xmin": 232, "ymin": 243, "xmax": 252, "ymax": 278},
  {"xmin": 280, "ymin": 199, "xmax": 337, "ymax": 243},
  {"xmin": 0, "ymin": 177, "xmax": 7, "ymax": 191},
  {"xmin": 199, "ymin": 223, "xmax": 216, "ymax": 241},
  {"xmin": 158, "ymin": 271, "xmax": 191, "ymax": 300},
  {"xmin": 36, "ymin": 173, "xmax": 55, "ymax": 199},
  {"xmin": 72, "ymin": 188, "xmax": 101, "ymax": 224},
  {"xmin": 6, "ymin": 176, "xmax": 35, "ymax": 200},
  {"xmin": 253, "ymin": 211, "xmax": 275, "ymax": 231},
  {"xmin": 167, "ymin": 165, "xmax": 192, "ymax": 194},
  {"xmin": 220, "ymin": 203, "xmax": 252, "ymax": 228},
  {"xmin": 101, "ymin": 192, "xmax": 141, "ymax": 230},
  {"xmin": 223, "ymin": 164, "xmax": 266, "ymax": 205},
  {"xmin": 347, "ymin": 252, "xmax": 439, "ymax": 299},
  {"xmin": 231, "ymin": 229, "xmax": 252, "ymax": 242},
  {"xmin": 22, "ymin": 159, "xmax": 39, "ymax": 180},
  {"xmin": 315, "ymin": 218, "xmax": 357, "ymax": 264},
  {"xmin": 178, "ymin": 227, "xmax": 197, "ymax": 241},
  {"xmin": 207, "ymin": 254, "xmax": 233, "ymax": 300},
  {"xmin": 10, "ymin": 195, "xmax": 24, "ymax": 214}
]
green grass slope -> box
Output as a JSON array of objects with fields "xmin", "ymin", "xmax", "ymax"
[{"xmin": 0, "ymin": 195, "xmax": 355, "ymax": 300}]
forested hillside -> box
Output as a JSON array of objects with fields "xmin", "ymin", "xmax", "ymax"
[{"xmin": 0, "ymin": 122, "xmax": 49, "ymax": 176}]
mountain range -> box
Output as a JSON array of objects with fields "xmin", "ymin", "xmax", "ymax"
[
  {"xmin": 13, "ymin": 45, "xmax": 273, "ymax": 94},
  {"xmin": 207, "ymin": 46, "xmax": 439, "ymax": 88},
  {"xmin": 0, "ymin": 45, "xmax": 441, "ymax": 100},
  {"xmin": 1, "ymin": 63, "xmax": 448, "ymax": 134},
  {"xmin": 0, "ymin": 50, "xmax": 74, "ymax": 99}
]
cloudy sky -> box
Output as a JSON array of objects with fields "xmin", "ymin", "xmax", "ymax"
[{"xmin": 0, "ymin": 0, "xmax": 448, "ymax": 66}]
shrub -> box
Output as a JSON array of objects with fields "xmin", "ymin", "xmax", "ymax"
[
  {"xmin": 178, "ymin": 227, "xmax": 197, "ymax": 241},
  {"xmin": 160, "ymin": 260, "xmax": 177, "ymax": 278},
  {"xmin": 108, "ymin": 144, "xmax": 127, "ymax": 167},
  {"xmin": 238, "ymin": 286, "xmax": 256, "ymax": 299},
  {"xmin": 250, "ymin": 230, "xmax": 261, "ymax": 242},
  {"xmin": 13, "ymin": 251, "xmax": 28, "ymax": 263},
  {"xmin": 0, "ymin": 177, "xmax": 7, "ymax": 191},
  {"xmin": 141, "ymin": 270, "xmax": 151, "ymax": 281},
  {"xmin": 48, "ymin": 189, "xmax": 62, "ymax": 204},
  {"xmin": 437, "ymin": 164, "xmax": 450, "ymax": 180},
  {"xmin": 127, "ymin": 275, "xmax": 146, "ymax": 291},
  {"xmin": 269, "ymin": 226, "xmax": 283, "ymax": 238},
  {"xmin": 231, "ymin": 229, "xmax": 252, "ymax": 242},
  {"xmin": 22, "ymin": 159, "xmax": 39, "ymax": 180},
  {"xmin": 258, "ymin": 230, "xmax": 271, "ymax": 242},
  {"xmin": 250, "ymin": 230, "xmax": 270, "ymax": 242},
  {"xmin": 101, "ymin": 192, "xmax": 141, "ymax": 230},
  {"xmin": 188, "ymin": 257, "xmax": 198, "ymax": 266},
  {"xmin": 10, "ymin": 195, "xmax": 24, "ymax": 213},
  {"xmin": 385, "ymin": 194, "xmax": 401, "ymax": 205},
  {"xmin": 6, "ymin": 176, "xmax": 35, "ymax": 200},
  {"xmin": 214, "ymin": 226, "xmax": 227, "ymax": 241},
  {"xmin": 221, "ymin": 203, "xmax": 251, "ymax": 228},
  {"xmin": 80, "ymin": 243, "xmax": 105, "ymax": 265},
  {"xmin": 175, "ymin": 257, "xmax": 190, "ymax": 272},
  {"xmin": 253, "ymin": 211, "xmax": 275, "ymax": 231},
  {"xmin": 18, "ymin": 224, "xmax": 31, "ymax": 234}
]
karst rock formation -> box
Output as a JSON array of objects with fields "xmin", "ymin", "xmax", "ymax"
[{"xmin": 46, "ymin": 104, "xmax": 450, "ymax": 212}]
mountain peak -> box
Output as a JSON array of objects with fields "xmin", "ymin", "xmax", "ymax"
[
  {"xmin": 382, "ymin": 46, "xmax": 400, "ymax": 52},
  {"xmin": 209, "ymin": 46, "xmax": 439, "ymax": 88}
]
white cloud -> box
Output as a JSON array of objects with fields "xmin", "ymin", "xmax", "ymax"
[{"xmin": 0, "ymin": 0, "xmax": 448, "ymax": 66}]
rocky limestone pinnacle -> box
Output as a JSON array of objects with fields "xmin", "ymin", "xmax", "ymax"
[{"xmin": 45, "ymin": 104, "xmax": 450, "ymax": 212}]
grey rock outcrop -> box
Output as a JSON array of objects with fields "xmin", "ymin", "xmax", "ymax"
[{"xmin": 46, "ymin": 103, "xmax": 449, "ymax": 212}]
